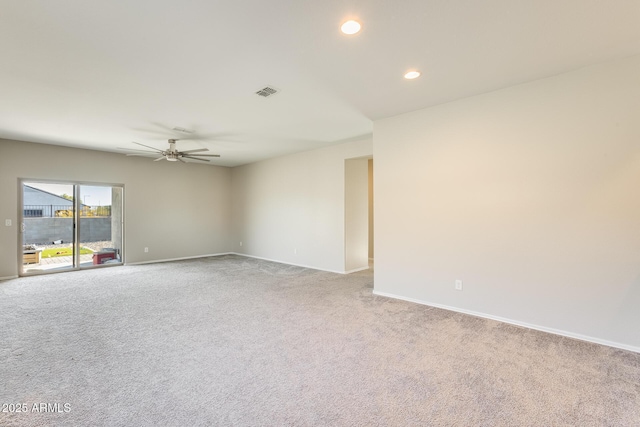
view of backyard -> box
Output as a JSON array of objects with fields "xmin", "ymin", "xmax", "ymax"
[
  {"xmin": 23, "ymin": 241, "xmax": 119, "ymax": 272},
  {"xmin": 21, "ymin": 182, "xmax": 123, "ymax": 274}
]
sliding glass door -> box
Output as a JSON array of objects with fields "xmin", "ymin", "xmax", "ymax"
[
  {"xmin": 20, "ymin": 181, "xmax": 124, "ymax": 275},
  {"xmin": 78, "ymin": 185, "xmax": 123, "ymax": 267},
  {"xmin": 21, "ymin": 182, "xmax": 76, "ymax": 273}
]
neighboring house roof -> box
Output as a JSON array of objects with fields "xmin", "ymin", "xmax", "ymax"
[
  {"xmin": 24, "ymin": 185, "xmax": 86, "ymax": 208},
  {"xmin": 25, "ymin": 185, "xmax": 73, "ymax": 202}
]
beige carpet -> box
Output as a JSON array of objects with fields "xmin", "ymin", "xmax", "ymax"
[{"xmin": 1, "ymin": 255, "xmax": 638, "ymax": 426}]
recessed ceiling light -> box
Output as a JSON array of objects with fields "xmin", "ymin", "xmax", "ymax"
[
  {"xmin": 341, "ymin": 20, "xmax": 361, "ymax": 35},
  {"xmin": 404, "ymin": 70, "xmax": 421, "ymax": 80}
]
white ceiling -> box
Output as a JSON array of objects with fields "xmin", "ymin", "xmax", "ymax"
[{"xmin": 1, "ymin": 1, "xmax": 639, "ymax": 167}]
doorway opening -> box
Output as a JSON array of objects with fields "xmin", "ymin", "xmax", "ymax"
[
  {"xmin": 20, "ymin": 180, "xmax": 124, "ymax": 275},
  {"xmin": 345, "ymin": 156, "xmax": 372, "ymax": 273},
  {"xmin": 368, "ymin": 158, "xmax": 374, "ymax": 264}
]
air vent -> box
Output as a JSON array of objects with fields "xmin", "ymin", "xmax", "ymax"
[{"xmin": 255, "ymin": 86, "xmax": 279, "ymax": 98}]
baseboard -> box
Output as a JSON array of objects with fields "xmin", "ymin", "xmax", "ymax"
[
  {"xmin": 125, "ymin": 252, "xmax": 234, "ymax": 266},
  {"xmin": 230, "ymin": 252, "xmax": 356, "ymax": 275},
  {"xmin": 344, "ymin": 266, "xmax": 370, "ymax": 274},
  {"xmin": 372, "ymin": 290, "xmax": 640, "ymax": 354},
  {"xmin": 0, "ymin": 275, "xmax": 19, "ymax": 282}
]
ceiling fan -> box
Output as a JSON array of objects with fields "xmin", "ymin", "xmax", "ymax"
[{"xmin": 122, "ymin": 139, "xmax": 220, "ymax": 163}]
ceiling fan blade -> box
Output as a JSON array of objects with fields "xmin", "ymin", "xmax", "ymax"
[
  {"xmin": 180, "ymin": 148, "xmax": 209, "ymax": 154},
  {"xmin": 126, "ymin": 153, "xmax": 156, "ymax": 157},
  {"xmin": 132, "ymin": 141, "xmax": 163, "ymax": 152},
  {"xmin": 177, "ymin": 158, "xmax": 186, "ymax": 163},
  {"xmin": 184, "ymin": 157, "xmax": 211, "ymax": 162},
  {"xmin": 117, "ymin": 147, "xmax": 156, "ymax": 152},
  {"xmin": 153, "ymin": 157, "xmax": 165, "ymax": 161},
  {"xmin": 151, "ymin": 122, "xmax": 193, "ymax": 134},
  {"xmin": 184, "ymin": 153, "xmax": 220, "ymax": 157}
]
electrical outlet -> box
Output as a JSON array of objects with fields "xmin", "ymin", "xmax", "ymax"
[
  {"xmin": 294, "ymin": 248, "xmax": 297, "ymax": 255},
  {"xmin": 4, "ymin": 219, "xmax": 11, "ymax": 226},
  {"xmin": 144, "ymin": 247, "xmax": 149, "ymax": 253},
  {"xmin": 239, "ymin": 241, "xmax": 243, "ymax": 247},
  {"xmin": 455, "ymin": 280, "xmax": 463, "ymax": 291}
]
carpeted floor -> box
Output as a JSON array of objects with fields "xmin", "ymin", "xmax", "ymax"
[{"xmin": 1, "ymin": 255, "xmax": 639, "ymax": 426}]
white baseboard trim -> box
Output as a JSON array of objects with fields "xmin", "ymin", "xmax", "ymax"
[
  {"xmin": 230, "ymin": 252, "xmax": 353, "ymax": 275},
  {"xmin": 0, "ymin": 275, "xmax": 19, "ymax": 282},
  {"xmin": 125, "ymin": 252, "xmax": 233, "ymax": 266},
  {"xmin": 372, "ymin": 290, "xmax": 640, "ymax": 354},
  {"xmin": 344, "ymin": 266, "xmax": 370, "ymax": 274}
]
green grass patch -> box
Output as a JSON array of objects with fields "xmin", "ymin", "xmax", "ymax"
[{"xmin": 41, "ymin": 247, "xmax": 93, "ymax": 258}]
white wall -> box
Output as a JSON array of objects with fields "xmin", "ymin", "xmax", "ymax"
[
  {"xmin": 231, "ymin": 138, "xmax": 372, "ymax": 273},
  {"xmin": 345, "ymin": 158, "xmax": 369, "ymax": 272},
  {"xmin": 374, "ymin": 55, "xmax": 640, "ymax": 351},
  {"xmin": 0, "ymin": 139, "xmax": 232, "ymax": 279}
]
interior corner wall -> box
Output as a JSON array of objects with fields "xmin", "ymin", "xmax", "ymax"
[
  {"xmin": 230, "ymin": 138, "xmax": 373, "ymax": 273},
  {"xmin": 373, "ymin": 54, "xmax": 640, "ymax": 350},
  {"xmin": 0, "ymin": 139, "xmax": 232, "ymax": 278}
]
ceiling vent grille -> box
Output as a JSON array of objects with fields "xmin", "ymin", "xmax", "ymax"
[{"xmin": 255, "ymin": 86, "xmax": 279, "ymax": 98}]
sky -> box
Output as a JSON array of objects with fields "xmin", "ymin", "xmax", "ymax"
[{"xmin": 25, "ymin": 182, "xmax": 114, "ymax": 206}]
